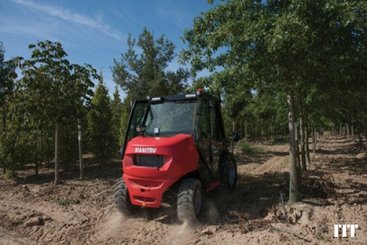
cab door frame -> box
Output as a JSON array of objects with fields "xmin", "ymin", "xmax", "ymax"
[
  {"xmin": 209, "ymin": 99, "xmax": 226, "ymax": 178},
  {"xmin": 121, "ymin": 100, "xmax": 149, "ymax": 159}
]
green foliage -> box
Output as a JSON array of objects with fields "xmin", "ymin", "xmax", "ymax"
[
  {"xmin": 183, "ymin": 0, "xmax": 367, "ymax": 132},
  {"xmin": 113, "ymin": 28, "xmax": 171, "ymax": 98},
  {"xmin": 0, "ymin": 121, "xmax": 34, "ymax": 177},
  {"xmin": 111, "ymin": 86, "xmax": 123, "ymax": 146},
  {"xmin": 112, "ymin": 27, "xmax": 189, "ymax": 99},
  {"xmin": 118, "ymin": 93, "xmax": 133, "ymax": 147},
  {"xmin": 0, "ymin": 42, "xmax": 21, "ymax": 173},
  {"xmin": 0, "ymin": 42, "xmax": 18, "ymax": 111},
  {"xmin": 0, "ymin": 43, "xmax": 18, "ymax": 136},
  {"xmin": 87, "ymin": 80, "xmax": 114, "ymax": 164},
  {"xmin": 59, "ymin": 123, "xmax": 79, "ymax": 169},
  {"xmin": 3, "ymin": 40, "xmax": 97, "ymax": 178},
  {"xmin": 0, "ymin": 129, "xmax": 41, "ymax": 178},
  {"xmin": 17, "ymin": 41, "xmax": 97, "ymax": 126}
]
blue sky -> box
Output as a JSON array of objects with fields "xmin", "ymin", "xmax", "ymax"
[{"xmin": 0, "ymin": 0, "xmax": 215, "ymax": 97}]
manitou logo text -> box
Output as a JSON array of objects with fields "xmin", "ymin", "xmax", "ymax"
[
  {"xmin": 135, "ymin": 147, "xmax": 157, "ymax": 153},
  {"xmin": 334, "ymin": 224, "xmax": 359, "ymax": 238}
]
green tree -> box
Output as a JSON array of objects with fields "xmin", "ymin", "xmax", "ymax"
[
  {"xmin": 0, "ymin": 42, "xmax": 19, "ymax": 174},
  {"xmin": 112, "ymin": 28, "xmax": 189, "ymax": 144},
  {"xmin": 165, "ymin": 68, "xmax": 190, "ymax": 94},
  {"xmin": 66, "ymin": 63, "xmax": 98, "ymax": 179},
  {"xmin": 0, "ymin": 42, "xmax": 18, "ymax": 134},
  {"xmin": 118, "ymin": 93, "xmax": 133, "ymax": 149},
  {"xmin": 112, "ymin": 27, "xmax": 175, "ymax": 98},
  {"xmin": 111, "ymin": 86, "xmax": 123, "ymax": 147},
  {"xmin": 87, "ymin": 80, "xmax": 114, "ymax": 164},
  {"xmin": 182, "ymin": 0, "xmax": 367, "ymax": 202},
  {"xmin": 16, "ymin": 41, "xmax": 96, "ymax": 183}
]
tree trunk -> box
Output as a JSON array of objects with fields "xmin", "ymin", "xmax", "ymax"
[
  {"xmin": 78, "ymin": 119, "xmax": 84, "ymax": 180},
  {"xmin": 340, "ymin": 125, "xmax": 343, "ymax": 136},
  {"xmin": 244, "ymin": 121, "xmax": 248, "ymax": 140},
  {"xmin": 231, "ymin": 121, "xmax": 235, "ymax": 148},
  {"xmin": 300, "ymin": 116, "xmax": 307, "ymax": 171},
  {"xmin": 54, "ymin": 121, "xmax": 60, "ymax": 185},
  {"xmin": 260, "ymin": 120, "xmax": 264, "ymax": 143},
  {"xmin": 351, "ymin": 125, "xmax": 354, "ymax": 139},
  {"xmin": 270, "ymin": 122, "xmax": 273, "ymax": 141},
  {"xmin": 33, "ymin": 131, "xmax": 39, "ymax": 176},
  {"xmin": 358, "ymin": 132, "xmax": 364, "ymax": 149},
  {"xmin": 1, "ymin": 109, "xmax": 7, "ymax": 177},
  {"xmin": 305, "ymin": 125, "xmax": 311, "ymax": 165},
  {"xmin": 313, "ymin": 128, "xmax": 316, "ymax": 152},
  {"xmin": 2, "ymin": 110, "xmax": 6, "ymax": 133},
  {"xmin": 346, "ymin": 124, "xmax": 350, "ymax": 139},
  {"xmin": 287, "ymin": 91, "xmax": 300, "ymax": 203},
  {"xmin": 295, "ymin": 129, "xmax": 302, "ymax": 187},
  {"xmin": 35, "ymin": 147, "xmax": 39, "ymax": 176},
  {"xmin": 295, "ymin": 121, "xmax": 300, "ymax": 172}
]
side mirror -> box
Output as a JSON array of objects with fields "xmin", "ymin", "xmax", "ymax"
[
  {"xmin": 119, "ymin": 145, "xmax": 124, "ymax": 158},
  {"xmin": 136, "ymin": 124, "xmax": 146, "ymax": 136}
]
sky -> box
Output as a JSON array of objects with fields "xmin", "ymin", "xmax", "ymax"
[{"xmin": 0, "ymin": 0, "xmax": 215, "ymax": 97}]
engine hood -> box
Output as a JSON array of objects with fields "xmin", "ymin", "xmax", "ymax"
[
  {"xmin": 125, "ymin": 133, "xmax": 195, "ymax": 156},
  {"xmin": 123, "ymin": 133, "xmax": 199, "ymax": 183}
]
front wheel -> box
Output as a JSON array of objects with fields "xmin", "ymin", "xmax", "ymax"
[
  {"xmin": 177, "ymin": 178, "xmax": 202, "ymax": 224},
  {"xmin": 114, "ymin": 178, "xmax": 137, "ymax": 215}
]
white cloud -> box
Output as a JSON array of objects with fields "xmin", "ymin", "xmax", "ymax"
[
  {"xmin": 156, "ymin": 3, "xmax": 187, "ymax": 28},
  {"xmin": 9, "ymin": 0, "xmax": 124, "ymax": 41},
  {"xmin": 0, "ymin": 15, "xmax": 57, "ymax": 39}
]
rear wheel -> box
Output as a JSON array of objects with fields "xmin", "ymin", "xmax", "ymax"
[
  {"xmin": 177, "ymin": 178, "xmax": 202, "ymax": 224},
  {"xmin": 222, "ymin": 155, "xmax": 237, "ymax": 191},
  {"xmin": 114, "ymin": 178, "xmax": 137, "ymax": 215}
]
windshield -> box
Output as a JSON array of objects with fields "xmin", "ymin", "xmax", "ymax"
[{"xmin": 144, "ymin": 101, "xmax": 197, "ymax": 136}]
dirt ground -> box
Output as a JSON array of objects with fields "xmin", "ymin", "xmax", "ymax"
[{"xmin": 0, "ymin": 136, "xmax": 366, "ymax": 244}]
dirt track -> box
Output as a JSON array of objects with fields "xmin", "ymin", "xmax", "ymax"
[{"xmin": 0, "ymin": 136, "xmax": 366, "ymax": 244}]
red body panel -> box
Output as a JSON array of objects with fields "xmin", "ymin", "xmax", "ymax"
[{"xmin": 122, "ymin": 134, "xmax": 199, "ymax": 208}]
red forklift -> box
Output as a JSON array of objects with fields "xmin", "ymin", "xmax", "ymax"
[{"xmin": 114, "ymin": 89, "xmax": 237, "ymax": 223}]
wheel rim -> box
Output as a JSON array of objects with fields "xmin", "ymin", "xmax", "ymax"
[
  {"xmin": 228, "ymin": 162, "xmax": 236, "ymax": 186},
  {"xmin": 194, "ymin": 187, "xmax": 202, "ymax": 215}
]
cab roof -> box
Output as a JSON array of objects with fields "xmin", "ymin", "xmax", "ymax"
[{"xmin": 137, "ymin": 91, "xmax": 221, "ymax": 103}]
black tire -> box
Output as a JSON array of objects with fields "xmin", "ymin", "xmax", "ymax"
[
  {"xmin": 114, "ymin": 178, "xmax": 136, "ymax": 215},
  {"xmin": 222, "ymin": 154, "xmax": 238, "ymax": 191},
  {"xmin": 177, "ymin": 178, "xmax": 202, "ymax": 224}
]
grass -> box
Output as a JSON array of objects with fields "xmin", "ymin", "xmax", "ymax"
[
  {"xmin": 239, "ymin": 140, "xmax": 265, "ymax": 155},
  {"xmin": 55, "ymin": 198, "xmax": 80, "ymax": 206}
]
